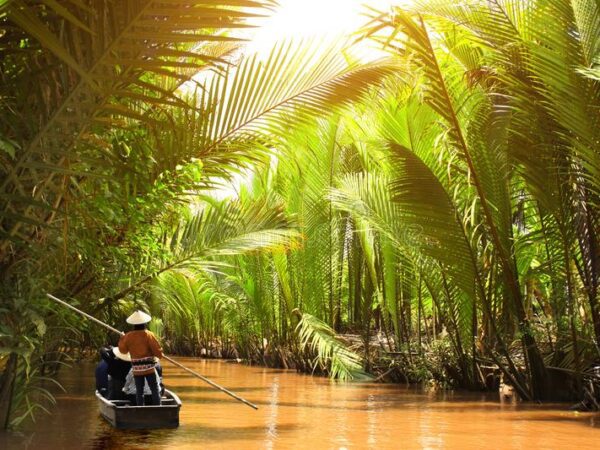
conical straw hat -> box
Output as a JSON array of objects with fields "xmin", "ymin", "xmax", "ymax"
[
  {"xmin": 112, "ymin": 346, "xmax": 131, "ymax": 362},
  {"xmin": 126, "ymin": 310, "xmax": 152, "ymax": 325}
]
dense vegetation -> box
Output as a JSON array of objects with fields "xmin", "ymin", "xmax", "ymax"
[{"xmin": 1, "ymin": 0, "xmax": 598, "ymax": 428}]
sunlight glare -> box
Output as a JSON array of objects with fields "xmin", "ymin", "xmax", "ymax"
[
  {"xmin": 245, "ymin": 0, "xmax": 400, "ymax": 55},
  {"xmin": 191, "ymin": 0, "xmax": 411, "ymax": 201}
]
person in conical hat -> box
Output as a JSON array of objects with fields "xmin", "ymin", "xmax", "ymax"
[
  {"xmin": 118, "ymin": 310, "xmax": 163, "ymax": 406},
  {"xmin": 112, "ymin": 346, "xmax": 131, "ymax": 362},
  {"xmin": 98, "ymin": 346, "xmax": 132, "ymax": 400},
  {"xmin": 126, "ymin": 310, "xmax": 152, "ymax": 325}
]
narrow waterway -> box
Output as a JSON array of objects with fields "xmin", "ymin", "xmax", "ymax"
[{"xmin": 1, "ymin": 358, "xmax": 598, "ymax": 449}]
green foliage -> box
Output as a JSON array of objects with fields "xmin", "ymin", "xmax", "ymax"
[
  {"xmin": 0, "ymin": 0, "xmax": 271, "ymax": 254},
  {"xmin": 296, "ymin": 312, "xmax": 365, "ymax": 381}
]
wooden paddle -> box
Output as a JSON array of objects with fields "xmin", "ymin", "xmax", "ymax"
[{"xmin": 46, "ymin": 293, "xmax": 259, "ymax": 410}]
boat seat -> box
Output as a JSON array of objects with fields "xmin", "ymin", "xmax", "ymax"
[{"xmin": 111, "ymin": 400, "xmax": 132, "ymax": 405}]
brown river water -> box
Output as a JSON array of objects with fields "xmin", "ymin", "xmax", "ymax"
[{"xmin": 1, "ymin": 358, "xmax": 598, "ymax": 449}]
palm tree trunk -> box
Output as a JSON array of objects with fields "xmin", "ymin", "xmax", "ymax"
[{"xmin": 575, "ymin": 201, "xmax": 600, "ymax": 350}]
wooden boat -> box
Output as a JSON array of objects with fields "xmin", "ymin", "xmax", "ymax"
[{"xmin": 95, "ymin": 389, "xmax": 182, "ymax": 429}]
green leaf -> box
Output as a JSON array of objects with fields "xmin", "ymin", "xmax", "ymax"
[{"xmin": 0, "ymin": 138, "xmax": 18, "ymax": 159}]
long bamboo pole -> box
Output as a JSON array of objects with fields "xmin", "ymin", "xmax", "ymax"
[{"xmin": 46, "ymin": 293, "xmax": 258, "ymax": 410}]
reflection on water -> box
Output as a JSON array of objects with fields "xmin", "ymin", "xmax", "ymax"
[
  {"xmin": 1, "ymin": 358, "xmax": 599, "ymax": 449},
  {"xmin": 265, "ymin": 376, "xmax": 279, "ymax": 450}
]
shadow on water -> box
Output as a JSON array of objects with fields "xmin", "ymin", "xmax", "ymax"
[
  {"xmin": 86, "ymin": 425, "xmax": 179, "ymax": 450},
  {"xmin": 178, "ymin": 422, "xmax": 302, "ymax": 440},
  {"xmin": 85, "ymin": 423, "xmax": 302, "ymax": 449},
  {"xmin": 508, "ymin": 414, "xmax": 599, "ymax": 428}
]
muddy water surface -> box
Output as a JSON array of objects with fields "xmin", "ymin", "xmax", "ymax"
[{"xmin": 1, "ymin": 358, "xmax": 598, "ymax": 449}]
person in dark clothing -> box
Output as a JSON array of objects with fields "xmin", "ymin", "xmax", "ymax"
[
  {"xmin": 95, "ymin": 359, "xmax": 109, "ymax": 397},
  {"xmin": 99, "ymin": 346, "xmax": 132, "ymax": 400}
]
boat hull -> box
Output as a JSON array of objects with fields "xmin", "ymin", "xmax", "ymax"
[{"xmin": 96, "ymin": 389, "xmax": 182, "ymax": 429}]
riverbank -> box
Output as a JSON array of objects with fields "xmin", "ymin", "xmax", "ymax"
[{"xmin": 167, "ymin": 333, "xmax": 591, "ymax": 406}]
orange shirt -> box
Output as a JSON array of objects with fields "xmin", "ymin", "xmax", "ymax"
[{"xmin": 118, "ymin": 330, "xmax": 164, "ymax": 375}]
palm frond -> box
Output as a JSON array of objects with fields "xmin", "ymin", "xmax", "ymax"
[
  {"xmin": 296, "ymin": 312, "xmax": 365, "ymax": 381},
  {"xmin": 191, "ymin": 39, "xmax": 396, "ymax": 170},
  {"xmin": 0, "ymin": 0, "xmax": 269, "ymax": 255},
  {"xmin": 107, "ymin": 196, "xmax": 298, "ymax": 301}
]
